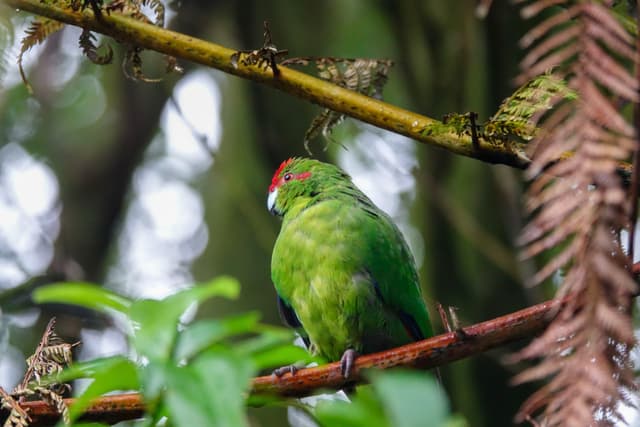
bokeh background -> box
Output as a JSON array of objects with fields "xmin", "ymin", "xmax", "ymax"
[{"xmin": 0, "ymin": 1, "xmax": 554, "ymax": 425}]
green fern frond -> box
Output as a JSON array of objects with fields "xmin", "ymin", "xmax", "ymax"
[{"xmin": 485, "ymin": 72, "xmax": 577, "ymax": 141}]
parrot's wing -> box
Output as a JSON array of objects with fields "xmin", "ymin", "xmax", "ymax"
[
  {"xmin": 278, "ymin": 295, "xmax": 310, "ymax": 347},
  {"xmin": 397, "ymin": 308, "xmax": 427, "ymax": 341},
  {"xmin": 358, "ymin": 206, "xmax": 433, "ymax": 341},
  {"xmin": 370, "ymin": 270, "xmax": 427, "ymax": 341}
]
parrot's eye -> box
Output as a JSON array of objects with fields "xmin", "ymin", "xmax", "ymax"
[{"xmin": 283, "ymin": 173, "xmax": 293, "ymax": 181}]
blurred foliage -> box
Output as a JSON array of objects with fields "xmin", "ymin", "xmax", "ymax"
[
  {"xmin": 32, "ymin": 277, "xmax": 307, "ymax": 426},
  {"xmin": 0, "ymin": 0, "xmax": 556, "ymax": 425},
  {"xmin": 315, "ymin": 371, "xmax": 468, "ymax": 427}
]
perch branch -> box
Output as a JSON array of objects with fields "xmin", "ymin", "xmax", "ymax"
[
  {"xmin": 1, "ymin": 0, "xmax": 634, "ymax": 181},
  {"xmin": 251, "ymin": 296, "xmax": 562, "ymax": 397},
  {"xmin": 1, "ymin": 297, "xmax": 564, "ymax": 426}
]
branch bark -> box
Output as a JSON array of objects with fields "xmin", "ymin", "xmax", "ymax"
[{"xmin": 1, "ymin": 297, "xmax": 563, "ymax": 426}]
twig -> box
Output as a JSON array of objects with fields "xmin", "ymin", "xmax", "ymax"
[
  {"xmin": 1, "ymin": 297, "xmax": 564, "ymax": 426},
  {"xmin": 0, "ymin": 387, "xmax": 31, "ymax": 426},
  {"xmin": 469, "ymin": 112, "xmax": 480, "ymax": 150},
  {"xmin": 436, "ymin": 303, "xmax": 451, "ymax": 332}
]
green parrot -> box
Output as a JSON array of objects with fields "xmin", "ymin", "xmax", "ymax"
[{"xmin": 268, "ymin": 157, "xmax": 432, "ymax": 377}]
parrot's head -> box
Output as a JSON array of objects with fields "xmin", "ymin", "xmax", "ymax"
[{"xmin": 267, "ymin": 157, "xmax": 349, "ymax": 217}]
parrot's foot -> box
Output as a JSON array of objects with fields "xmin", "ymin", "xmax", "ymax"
[
  {"xmin": 273, "ymin": 364, "xmax": 301, "ymax": 377},
  {"xmin": 340, "ymin": 349, "xmax": 358, "ymax": 379}
]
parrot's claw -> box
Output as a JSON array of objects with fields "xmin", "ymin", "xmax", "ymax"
[
  {"xmin": 273, "ymin": 364, "xmax": 300, "ymax": 377},
  {"xmin": 340, "ymin": 349, "xmax": 358, "ymax": 379}
]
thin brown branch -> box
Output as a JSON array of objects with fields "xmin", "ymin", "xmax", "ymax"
[
  {"xmin": 1, "ymin": 297, "xmax": 564, "ymax": 426},
  {"xmin": 252, "ymin": 297, "xmax": 563, "ymax": 397},
  {"xmin": 4, "ymin": 392, "xmax": 145, "ymax": 426}
]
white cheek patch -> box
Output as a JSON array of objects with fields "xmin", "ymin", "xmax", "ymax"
[{"xmin": 267, "ymin": 188, "xmax": 278, "ymax": 212}]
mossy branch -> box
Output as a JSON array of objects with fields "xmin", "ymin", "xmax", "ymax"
[
  {"xmin": 0, "ymin": 297, "xmax": 563, "ymax": 426},
  {"xmin": 2, "ymin": 0, "xmax": 528, "ymax": 168},
  {"xmin": 2, "ymin": 0, "xmax": 634, "ymax": 180}
]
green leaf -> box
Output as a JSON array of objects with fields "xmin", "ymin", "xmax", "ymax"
[
  {"xmin": 315, "ymin": 370, "xmax": 457, "ymax": 427},
  {"xmin": 129, "ymin": 299, "xmax": 178, "ymax": 362},
  {"xmin": 67, "ymin": 357, "xmax": 140, "ymax": 423},
  {"xmin": 174, "ymin": 276, "xmax": 241, "ymax": 307},
  {"xmin": 174, "ymin": 312, "xmax": 261, "ymax": 361},
  {"xmin": 234, "ymin": 329, "xmax": 295, "ymax": 355},
  {"xmin": 163, "ymin": 365, "xmax": 214, "ymax": 427},
  {"xmin": 129, "ymin": 276, "xmax": 240, "ymax": 362},
  {"xmin": 445, "ymin": 414, "xmax": 470, "ymax": 427},
  {"xmin": 42, "ymin": 356, "xmax": 134, "ymax": 384},
  {"xmin": 249, "ymin": 343, "xmax": 312, "ymax": 371},
  {"xmin": 190, "ymin": 350, "xmax": 253, "ymax": 427},
  {"xmin": 32, "ymin": 282, "xmax": 132, "ymax": 314},
  {"xmin": 70, "ymin": 423, "xmax": 111, "ymax": 427},
  {"xmin": 371, "ymin": 370, "xmax": 448, "ymax": 427},
  {"xmin": 315, "ymin": 387, "xmax": 387, "ymax": 427},
  {"xmin": 164, "ymin": 349, "xmax": 252, "ymax": 427},
  {"xmin": 139, "ymin": 360, "xmax": 168, "ymax": 405}
]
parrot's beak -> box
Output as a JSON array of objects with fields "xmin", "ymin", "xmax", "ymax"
[{"xmin": 267, "ymin": 188, "xmax": 279, "ymax": 215}]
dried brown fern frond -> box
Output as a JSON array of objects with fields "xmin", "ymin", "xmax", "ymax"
[
  {"xmin": 37, "ymin": 388, "xmax": 70, "ymax": 424},
  {"xmin": 230, "ymin": 21, "xmax": 288, "ymax": 77},
  {"xmin": 8, "ymin": 318, "xmax": 78, "ymax": 425},
  {"xmin": 282, "ymin": 57, "xmax": 393, "ymax": 152},
  {"xmin": 306, "ymin": 57, "xmax": 393, "ymax": 100},
  {"xmin": 141, "ymin": 0, "xmax": 165, "ymax": 27},
  {"xmin": 0, "ymin": 388, "xmax": 29, "ymax": 427},
  {"xmin": 19, "ymin": 318, "xmax": 77, "ymax": 390},
  {"xmin": 18, "ymin": 17, "xmax": 65, "ymax": 93},
  {"xmin": 514, "ymin": 1, "xmax": 638, "ymax": 426},
  {"xmin": 107, "ymin": 0, "xmax": 182, "ymax": 79},
  {"xmin": 17, "ymin": 0, "xmax": 179, "ymax": 91},
  {"xmin": 122, "ymin": 45, "xmax": 162, "ymax": 82},
  {"xmin": 476, "ymin": 0, "xmax": 494, "ymax": 18},
  {"xmin": 79, "ymin": 29, "xmax": 113, "ymax": 65}
]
